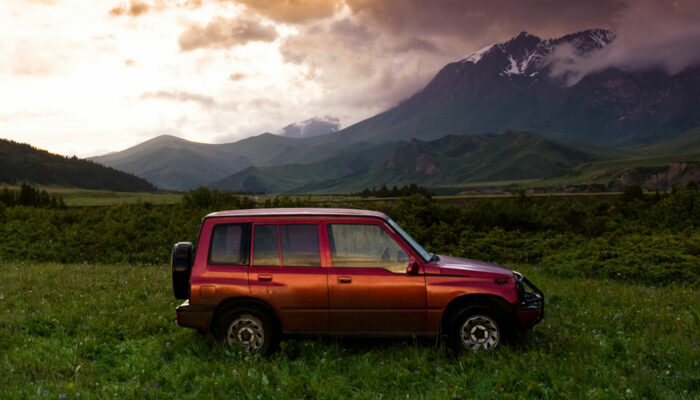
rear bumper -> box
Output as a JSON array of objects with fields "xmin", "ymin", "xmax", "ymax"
[
  {"xmin": 513, "ymin": 273, "xmax": 544, "ymax": 330},
  {"xmin": 176, "ymin": 300, "xmax": 214, "ymax": 332}
]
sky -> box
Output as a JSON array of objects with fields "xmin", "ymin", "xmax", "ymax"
[{"xmin": 1, "ymin": 0, "xmax": 699, "ymax": 157}]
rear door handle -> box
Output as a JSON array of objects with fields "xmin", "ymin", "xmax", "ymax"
[
  {"xmin": 258, "ymin": 274, "xmax": 272, "ymax": 281},
  {"xmin": 338, "ymin": 276, "xmax": 352, "ymax": 284}
]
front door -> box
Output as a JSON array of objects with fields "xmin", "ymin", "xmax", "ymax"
[
  {"xmin": 249, "ymin": 223, "xmax": 329, "ymax": 332},
  {"xmin": 326, "ymin": 222, "xmax": 427, "ymax": 332}
]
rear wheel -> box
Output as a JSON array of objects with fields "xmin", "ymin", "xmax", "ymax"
[
  {"xmin": 216, "ymin": 306, "xmax": 278, "ymax": 355},
  {"xmin": 450, "ymin": 307, "xmax": 503, "ymax": 352}
]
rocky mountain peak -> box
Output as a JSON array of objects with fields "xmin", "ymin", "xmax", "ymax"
[{"xmin": 458, "ymin": 28, "xmax": 616, "ymax": 79}]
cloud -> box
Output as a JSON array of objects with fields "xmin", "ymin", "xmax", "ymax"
[
  {"xmin": 279, "ymin": 116, "xmax": 340, "ymax": 138},
  {"xmin": 235, "ymin": 0, "xmax": 341, "ymax": 24},
  {"xmin": 109, "ymin": 1, "xmax": 150, "ymax": 17},
  {"xmin": 248, "ymin": 97, "xmax": 280, "ymax": 109},
  {"xmin": 178, "ymin": 15, "xmax": 278, "ymax": 51},
  {"xmin": 546, "ymin": 0, "xmax": 700, "ymax": 85},
  {"xmin": 345, "ymin": 0, "xmax": 625, "ymax": 45},
  {"xmin": 140, "ymin": 91, "xmax": 217, "ymax": 108}
]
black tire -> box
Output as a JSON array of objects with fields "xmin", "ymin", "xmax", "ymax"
[
  {"xmin": 449, "ymin": 306, "xmax": 505, "ymax": 352},
  {"xmin": 171, "ymin": 242, "xmax": 193, "ymax": 299},
  {"xmin": 216, "ymin": 306, "xmax": 278, "ymax": 355}
]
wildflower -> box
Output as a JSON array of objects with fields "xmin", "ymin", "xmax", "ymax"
[
  {"xmin": 602, "ymin": 316, "xmax": 607, "ymax": 320},
  {"xmin": 649, "ymin": 286, "xmax": 656, "ymax": 290},
  {"xmin": 276, "ymin": 388, "xmax": 282, "ymax": 393},
  {"xmin": 166, "ymin": 342, "xmax": 171, "ymax": 347},
  {"xmin": 413, "ymin": 369, "xmax": 419, "ymax": 374},
  {"xmin": 626, "ymin": 388, "xmax": 632, "ymax": 394},
  {"xmin": 59, "ymin": 395, "xmax": 66, "ymax": 399}
]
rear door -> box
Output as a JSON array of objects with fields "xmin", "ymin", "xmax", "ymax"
[
  {"xmin": 249, "ymin": 222, "xmax": 329, "ymax": 332},
  {"xmin": 326, "ymin": 220, "xmax": 427, "ymax": 333}
]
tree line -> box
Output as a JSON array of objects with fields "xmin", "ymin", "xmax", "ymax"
[{"xmin": 0, "ymin": 183, "xmax": 66, "ymax": 208}]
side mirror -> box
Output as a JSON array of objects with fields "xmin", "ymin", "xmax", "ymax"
[{"xmin": 406, "ymin": 259, "xmax": 420, "ymax": 275}]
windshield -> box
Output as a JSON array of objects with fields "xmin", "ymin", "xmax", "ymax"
[{"xmin": 386, "ymin": 218, "xmax": 432, "ymax": 262}]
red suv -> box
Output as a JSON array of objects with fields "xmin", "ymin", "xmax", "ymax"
[{"xmin": 172, "ymin": 208, "xmax": 543, "ymax": 353}]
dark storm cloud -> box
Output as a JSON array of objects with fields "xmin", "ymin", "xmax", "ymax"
[
  {"xmin": 345, "ymin": 0, "xmax": 625, "ymax": 45},
  {"xmin": 178, "ymin": 16, "xmax": 278, "ymax": 51},
  {"xmin": 547, "ymin": 0, "xmax": 700, "ymax": 85}
]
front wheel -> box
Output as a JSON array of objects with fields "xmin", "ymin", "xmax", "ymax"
[
  {"xmin": 217, "ymin": 307, "xmax": 278, "ymax": 355},
  {"xmin": 450, "ymin": 308, "xmax": 503, "ymax": 352}
]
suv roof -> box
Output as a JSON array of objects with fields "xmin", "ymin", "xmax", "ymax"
[{"xmin": 205, "ymin": 208, "xmax": 389, "ymax": 220}]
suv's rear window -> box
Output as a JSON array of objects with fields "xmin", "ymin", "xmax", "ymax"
[
  {"xmin": 209, "ymin": 223, "xmax": 251, "ymax": 265},
  {"xmin": 327, "ymin": 223, "xmax": 409, "ymax": 273}
]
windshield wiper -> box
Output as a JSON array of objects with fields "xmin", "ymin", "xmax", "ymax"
[{"xmin": 430, "ymin": 253, "xmax": 440, "ymax": 262}]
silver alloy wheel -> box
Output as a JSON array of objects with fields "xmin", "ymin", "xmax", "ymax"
[
  {"xmin": 226, "ymin": 314, "xmax": 265, "ymax": 353},
  {"xmin": 460, "ymin": 314, "xmax": 500, "ymax": 350}
]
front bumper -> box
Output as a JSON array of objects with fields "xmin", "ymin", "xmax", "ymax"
[
  {"xmin": 176, "ymin": 300, "xmax": 214, "ymax": 332},
  {"xmin": 513, "ymin": 272, "xmax": 545, "ymax": 330}
]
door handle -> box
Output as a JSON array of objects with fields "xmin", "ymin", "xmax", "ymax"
[
  {"xmin": 258, "ymin": 274, "xmax": 272, "ymax": 281},
  {"xmin": 338, "ymin": 276, "xmax": 352, "ymax": 284}
]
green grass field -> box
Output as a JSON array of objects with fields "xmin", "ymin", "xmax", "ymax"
[
  {"xmin": 1, "ymin": 263, "xmax": 698, "ymax": 399},
  {"xmin": 1, "ymin": 185, "xmax": 183, "ymax": 207}
]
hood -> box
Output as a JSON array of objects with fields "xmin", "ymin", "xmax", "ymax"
[{"xmin": 436, "ymin": 255, "xmax": 513, "ymax": 278}]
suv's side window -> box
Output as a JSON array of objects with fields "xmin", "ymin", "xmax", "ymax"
[
  {"xmin": 253, "ymin": 224, "xmax": 279, "ymax": 266},
  {"xmin": 280, "ymin": 224, "xmax": 321, "ymax": 267},
  {"xmin": 209, "ymin": 223, "xmax": 251, "ymax": 266},
  {"xmin": 327, "ymin": 223, "xmax": 409, "ymax": 273}
]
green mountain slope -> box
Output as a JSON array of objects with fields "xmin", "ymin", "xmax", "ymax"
[
  {"xmin": 91, "ymin": 132, "xmax": 398, "ymax": 190},
  {"xmin": 212, "ymin": 131, "xmax": 606, "ymax": 193},
  {"xmin": 0, "ymin": 139, "xmax": 155, "ymax": 192},
  {"xmin": 90, "ymin": 135, "xmax": 251, "ymax": 190},
  {"xmin": 638, "ymin": 126, "xmax": 700, "ymax": 156}
]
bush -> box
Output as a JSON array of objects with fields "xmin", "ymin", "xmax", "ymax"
[{"xmin": 0, "ymin": 187, "xmax": 697, "ymax": 285}]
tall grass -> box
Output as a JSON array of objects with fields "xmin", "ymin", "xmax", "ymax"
[{"xmin": 1, "ymin": 263, "xmax": 697, "ymax": 398}]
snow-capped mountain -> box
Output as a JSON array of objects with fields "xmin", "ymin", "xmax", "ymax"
[
  {"xmin": 337, "ymin": 29, "xmax": 699, "ymax": 146},
  {"xmin": 460, "ymin": 29, "xmax": 616, "ymax": 80}
]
